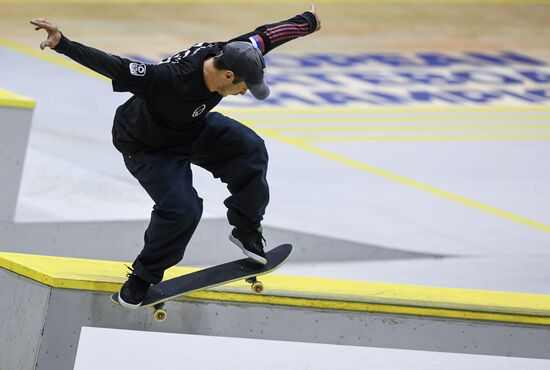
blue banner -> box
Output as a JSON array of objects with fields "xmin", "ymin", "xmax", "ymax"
[{"xmin": 127, "ymin": 51, "xmax": 550, "ymax": 107}]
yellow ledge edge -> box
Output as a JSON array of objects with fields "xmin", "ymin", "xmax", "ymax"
[
  {"xmin": 185, "ymin": 291, "xmax": 550, "ymax": 326},
  {"xmin": 0, "ymin": 88, "xmax": 35, "ymax": 109},
  {"xmin": 2, "ymin": 251, "xmax": 550, "ymax": 325}
]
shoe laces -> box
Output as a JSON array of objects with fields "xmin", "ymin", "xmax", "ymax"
[
  {"xmin": 257, "ymin": 234, "xmax": 266, "ymax": 247},
  {"xmin": 123, "ymin": 265, "xmax": 150, "ymax": 292},
  {"xmin": 124, "ymin": 265, "xmax": 136, "ymax": 279},
  {"xmin": 254, "ymin": 229, "xmax": 267, "ymax": 248}
]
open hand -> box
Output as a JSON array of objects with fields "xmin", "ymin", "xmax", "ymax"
[
  {"xmin": 30, "ymin": 18, "xmax": 61, "ymax": 50},
  {"xmin": 308, "ymin": 4, "xmax": 321, "ymax": 32}
]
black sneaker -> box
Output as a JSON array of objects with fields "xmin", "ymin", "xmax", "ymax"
[
  {"xmin": 229, "ymin": 226, "xmax": 268, "ymax": 265},
  {"xmin": 118, "ymin": 268, "xmax": 151, "ymax": 309}
]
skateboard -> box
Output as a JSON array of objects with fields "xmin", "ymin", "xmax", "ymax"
[{"xmin": 111, "ymin": 244, "xmax": 293, "ymax": 322}]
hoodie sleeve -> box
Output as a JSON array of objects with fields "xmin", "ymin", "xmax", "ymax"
[
  {"xmin": 226, "ymin": 11, "xmax": 318, "ymax": 55},
  {"xmin": 53, "ymin": 34, "xmax": 186, "ymax": 96}
]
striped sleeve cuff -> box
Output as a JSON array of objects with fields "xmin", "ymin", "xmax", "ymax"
[
  {"xmin": 249, "ymin": 34, "xmax": 266, "ymax": 53},
  {"xmin": 264, "ymin": 20, "xmax": 310, "ymax": 45}
]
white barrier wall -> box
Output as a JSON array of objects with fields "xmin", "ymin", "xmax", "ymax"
[{"xmin": 74, "ymin": 327, "xmax": 550, "ymax": 370}]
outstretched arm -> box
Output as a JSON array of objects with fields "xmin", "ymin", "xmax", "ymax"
[
  {"xmin": 227, "ymin": 4, "xmax": 321, "ymax": 55},
  {"xmin": 30, "ymin": 18, "xmax": 184, "ymax": 95},
  {"xmin": 30, "ymin": 18, "xmax": 124, "ymax": 79}
]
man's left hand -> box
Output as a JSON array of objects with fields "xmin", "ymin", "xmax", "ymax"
[{"xmin": 308, "ymin": 4, "xmax": 322, "ymax": 32}]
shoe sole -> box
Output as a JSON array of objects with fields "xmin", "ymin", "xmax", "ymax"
[
  {"xmin": 229, "ymin": 233, "xmax": 268, "ymax": 265},
  {"xmin": 117, "ymin": 293, "xmax": 143, "ymax": 309}
]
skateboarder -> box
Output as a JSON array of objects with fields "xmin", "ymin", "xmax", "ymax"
[{"xmin": 31, "ymin": 6, "xmax": 321, "ymax": 308}]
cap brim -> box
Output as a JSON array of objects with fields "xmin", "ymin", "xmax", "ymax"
[{"xmin": 248, "ymin": 81, "xmax": 270, "ymax": 100}]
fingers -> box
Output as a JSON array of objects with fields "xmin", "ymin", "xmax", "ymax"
[
  {"xmin": 30, "ymin": 18, "xmax": 50, "ymax": 25},
  {"xmin": 30, "ymin": 18, "xmax": 45, "ymax": 27},
  {"xmin": 30, "ymin": 18, "xmax": 56, "ymax": 32},
  {"xmin": 40, "ymin": 41, "xmax": 54, "ymax": 50},
  {"xmin": 310, "ymin": 3, "xmax": 316, "ymax": 14},
  {"xmin": 39, "ymin": 39, "xmax": 54, "ymax": 50}
]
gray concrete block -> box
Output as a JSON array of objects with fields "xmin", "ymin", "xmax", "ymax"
[{"xmin": 0, "ymin": 106, "xmax": 33, "ymax": 221}]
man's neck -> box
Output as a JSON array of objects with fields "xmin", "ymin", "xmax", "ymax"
[{"xmin": 203, "ymin": 58, "xmax": 217, "ymax": 93}]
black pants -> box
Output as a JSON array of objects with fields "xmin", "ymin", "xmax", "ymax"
[{"xmin": 123, "ymin": 112, "xmax": 270, "ymax": 284}]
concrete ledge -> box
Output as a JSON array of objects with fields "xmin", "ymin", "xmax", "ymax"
[
  {"xmin": 2, "ymin": 252, "xmax": 550, "ymax": 369},
  {"xmin": 2, "ymin": 251, "xmax": 550, "ymax": 325},
  {"xmin": 0, "ymin": 88, "xmax": 34, "ymax": 221}
]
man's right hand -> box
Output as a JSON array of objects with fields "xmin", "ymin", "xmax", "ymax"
[{"xmin": 30, "ymin": 18, "xmax": 61, "ymax": 50}]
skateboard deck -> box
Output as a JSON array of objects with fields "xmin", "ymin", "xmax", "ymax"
[{"xmin": 111, "ymin": 244, "xmax": 292, "ymax": 321}]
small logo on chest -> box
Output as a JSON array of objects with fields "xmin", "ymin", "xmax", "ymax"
[{"xmin": 192, "ymin": 104, "xmax": 206, "ymax": 118}]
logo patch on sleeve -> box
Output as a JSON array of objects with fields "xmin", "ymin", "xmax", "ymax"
[{"xmin": 129, "ymin": 63, "xmax": 147, "ymax": 76}]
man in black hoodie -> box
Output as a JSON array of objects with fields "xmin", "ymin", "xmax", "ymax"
[{"xmin": 31, "ymin": 5, "xmax": 321, "ymax": 308}]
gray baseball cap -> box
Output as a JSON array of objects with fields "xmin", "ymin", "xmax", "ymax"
[{"xmin": 220, "ymin": 41, "xmax": 270, "ymax": 100}]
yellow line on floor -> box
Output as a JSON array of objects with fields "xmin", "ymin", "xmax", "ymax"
[
  {"xmin": 258, "ymin": 129, "xmax": 550, "ymax": 233},
  {"xmin": 220, "ymin": 105, "xmax": 550, "ymax": 115},
  {"xmin": 265, "ymin": 124, "xmax": 550, "ymax": 133},
  {"xmin": 293, "ymin": 133, "xmax": 550, "ymax": 142},
  {"xmin": 247, "ymin": 115, "xmax": 550, "ymax": 124}
]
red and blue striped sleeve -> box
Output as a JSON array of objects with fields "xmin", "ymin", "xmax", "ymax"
[{"xmin": 227, "ymin": 12, "xmax": 318, "ymax": 55}]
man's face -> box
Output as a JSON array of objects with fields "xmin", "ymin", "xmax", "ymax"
[
  {"xmin": 219, "ymin": 79, "xmax": 248, "ymax": 97},
  {"xmin": 217, "ymin": 70, "xmax": 248, "ymax": 97}
]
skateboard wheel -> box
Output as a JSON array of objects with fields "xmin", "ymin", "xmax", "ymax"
[
  {"xmin": 251, "ymin": 281, "xmax": 264, "ymax": 294},
  {"xmin": 154, "ymin": 308, "xmax": 167, "ymax": 322}
]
